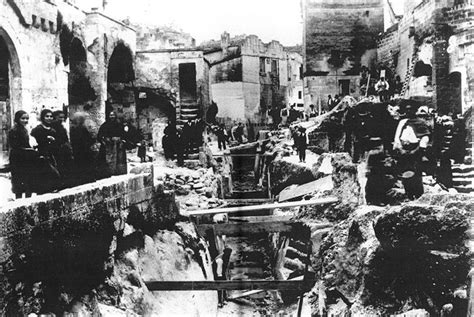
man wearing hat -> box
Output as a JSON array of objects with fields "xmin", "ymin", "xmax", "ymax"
[{"xmin": 393, "ymin": 100, "xmax": 431, "ymax": 199}]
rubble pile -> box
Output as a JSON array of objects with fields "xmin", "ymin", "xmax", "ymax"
[
  {"xmin": 309, "ymin": 193, "xmax": 472, "ymax": 316},
  {"xmin": 158, "ymin": 167, "xmax": 225, "ymax": 212}
]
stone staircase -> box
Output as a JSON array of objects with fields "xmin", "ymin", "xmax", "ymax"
[
  {"xmin": 176, "ymin": 98, "xmax": 201, "ymax": 155},
  {"xmin": 452, "ymin": 141, "xmax": 474, "ymax": 194},
  {"xmin": 177, "ymin": 99, "xmax": 200, "ymax": 126}
]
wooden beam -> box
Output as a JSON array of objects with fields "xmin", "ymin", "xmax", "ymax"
[
  {"xmin": 225, "ymin": 198, "xmax": 273, "ymax": 205},
  {"xmin": 188, "ymin": 197, "xmax": 338, "ymax": 216},
  {"xmin": 197, "ymin": 221, "xmax": 297, "ymax": 237},
  {"xmin": 228, "ymin": 215, "xmax": 293, "ymax": 223},
  {"xmin": 228, "ymin": 276, "xmax": 303, "ymax": 300},
  {"xmin": 145, "ymin": 280, "xmax": 308, "ymax": 291}
]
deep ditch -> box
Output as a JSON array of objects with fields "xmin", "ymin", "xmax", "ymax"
[{"xmin": 0, "ymin": 132, "xmax": 471, "ymax": 316}]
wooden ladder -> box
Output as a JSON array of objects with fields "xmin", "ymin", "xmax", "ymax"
[{"xmin": 400, "ymin": 45, "xmax": 419, "ymax": 97}]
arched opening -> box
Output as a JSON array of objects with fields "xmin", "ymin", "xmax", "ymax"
[
  {"xmin": 136, "ymin": 88, "xmax": 176, "ymax": 149},
  {"xmin": 0, "ymin": 27, "xmax": 21, "ymax": 167},
  {"xmin": 107, "ymin": 42, "xmax": 135, "ymax": 123},
  {"xmin": 448, "ymin": 71, "xmax": 462, "ymax": 115},
  {"xmin": 68, "ymin": 38, "xmax": 96, "ymax": 110}
]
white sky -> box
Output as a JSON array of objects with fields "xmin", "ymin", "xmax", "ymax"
[{"xmin": 78, "ymin": 0, "xmax": 405, "ymax": 46}]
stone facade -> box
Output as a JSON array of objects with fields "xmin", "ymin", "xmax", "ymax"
[
  {"xmin": 134, "ymin": 26, "xmax": 210, "ymax": 144},
  {"xmin": 0, "ymin": 0, "xmax": 136, "ymax": 165},
  {"xmin": 204, "ymin": 32, "xmax": 289, "ymax": 124},
  {"xmin": 287, "ymin": 52, "xmax": 304, "ymax": 110},
  {"xmin": 377, "ymin": 0, "xmax": 474, "ymax": 115},
  {"xmin": 302, "ymin": 0, "xmax": 384, "ymax": 109}
]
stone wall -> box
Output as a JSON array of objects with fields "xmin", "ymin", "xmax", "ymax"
[
  {"xmin": 0, "ymin": 171, "xmax": 186, "ymax": 314},
  {"xmin": 206, "ymin": 33, "xmax": 289, "ymax": 123},
  {"xmin": 0, "ymin": 0, "xmax": 137, "ymax": 137},
  {"xmin": 303, "ymin": 0, "xmax": 383, "ymax": 107},
  {"xmin": 303, "ymin": 0, "xmax": 384, "ymax": 75}
]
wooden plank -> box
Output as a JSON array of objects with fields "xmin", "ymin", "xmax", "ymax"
[
  {"xmin": 228, "ymin": 276, "xmax": 303, "ymax": 300},
  {"xmin": 145, "ymin": 280, "xmax": 307, "ymax": 291},
  {"xmin": 188, "ymin": 197, "xmax": 338, "ymax": 216},
  {"xmin": 197, "ymin": 221, "xmax": 296, "ymax": 237},
  {"xmin": 225, "ymin": 198, "xmax": 273, "ymax": 205},
  {"xmin": 228, "ymin": 215, "xmax": 293, "ymax": 223},
  {"xmin": 278, "ymin": 176, "xmax": 333, "ymax": 202}
]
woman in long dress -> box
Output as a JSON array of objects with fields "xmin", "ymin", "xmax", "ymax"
[
  {"xmin": 70, "ymin": 112, "xmax": 95, "ymax": 186},
  {"xmin": 8, "ymin": 110, "xmax": 38, "ymax": 199},
  {"xmin": 97, "ymin": 111, "xmax": 127, "ymax": 178},
  {"xmin": 31, "ymin": 109, "xmax": 61, "ymax": 194}
]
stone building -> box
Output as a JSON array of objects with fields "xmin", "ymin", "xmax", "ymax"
[
  {"xmin": 0, "ymin": 0, "xmax": 136, "ymax": 166},
  {"xmin": 377, "ymin": 0, "xmax": 473, "ymax": 115},
  {"xmin": 203, "ymin": 32, "xmax": 289, "ymax": 124},
  {"xmin": 302, "ymin": 0, "xmax": 384, "ymax": 110},
  {"xmin": 287, "ymin": 52, "xmax": 304, "ymax": 111},
  {"xmin": 134, "ymin": 25, "xmax": 210, "ymax": 148}
]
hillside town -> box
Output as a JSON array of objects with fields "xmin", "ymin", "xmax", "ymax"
[{"xmin": 0, "ymin": 0, "xmax": 472, "ymax": 316}]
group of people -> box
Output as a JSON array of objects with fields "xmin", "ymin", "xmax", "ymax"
[
  {"xmin": 8, "ymin": 109, "xmax": 142, "ymax": 199},
  {"xmin": 334, "ymin": 99, "xmax": 467, "ymax": 204},
  {"xmin": 162, "ymin": 118, "xmax": 205, "ymax": 165}
]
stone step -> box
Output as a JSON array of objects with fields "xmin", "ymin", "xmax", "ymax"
[
  {"xmin": 452, "ymin": 165, "xmax": 474, "ymax": 173},
  {"xmin": 452, "ymin": 178, "xmax": 472, "ymax": 186},
  {"xmin": 453, "ymin": 171, "xmax": 474, "ymax": 178}
]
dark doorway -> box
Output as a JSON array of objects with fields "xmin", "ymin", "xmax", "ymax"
[
  {"xmin": 107, "ymin": 43, "xmax": 135, "ymax": 121},
  {"xmin": 339, "ymin": 79, "xmax": 350, "ymax": 96},
  {"xmin": 0, "ymin": 35, "xmax": 10, "ymax": 154},
  {"xmin": 178, "ymin": 63, "xmax": 197, "ymax": 101},
  {"xmin": 448, "ymin": 72, "xmax": 462, "ymax": 115},
  {"xmin": 68, "ymin": 38, "xmax": 96, "ymax": 107}
]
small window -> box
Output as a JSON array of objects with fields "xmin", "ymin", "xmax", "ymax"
[
  {"xmin": 298, "ymin": 91, "xmax": 302, "ymax": 99},
  {"xmin": 259, "ymin": 57, "xmax": 266, "ymax": 73},
  {"xmin": 365, "ymin": 10, "xmax": 370, "ymax": 17},
  {"xmin": 271, "ymin": 59, "xmax": 278, "ymax": 74}
]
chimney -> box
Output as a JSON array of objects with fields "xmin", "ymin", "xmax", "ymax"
[{"xmin": 221, "ymin": 31, "xmax": 230, "ymax": 53}]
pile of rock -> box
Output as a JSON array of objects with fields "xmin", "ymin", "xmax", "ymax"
[
  {"xmin": 158, "ymin": 167, "xmax": 225, "ymax": 212},
  {"xmin": 161, "ymin": 168, "xmax": 215, "ymax": 196}
]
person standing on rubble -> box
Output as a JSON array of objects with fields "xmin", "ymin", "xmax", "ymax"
[
  {"xmin": 393, "ymin": 101, "xmax": 431, "ymax": 199},
  {"xmin": 216, "ymin": 123, "xmax": 228, "ymax": 151},
  {"xmin": 375, "ymin": 77, "xmax": 390, "ymax": 102},
  {"xmin": 294, "ymin": 126, "xmax": 307, "ymax": 163}
]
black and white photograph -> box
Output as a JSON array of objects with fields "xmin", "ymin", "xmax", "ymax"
[{"xmin": 0, "ymin": 0, "xmax": 473, "ymax": 315}]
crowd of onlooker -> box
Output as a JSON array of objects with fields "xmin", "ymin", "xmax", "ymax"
[
  {"xmin": 8, "ymin": 109, "xmax": 144, "ymax": 199},
  {"xmin": 322, "ymin": 99, "xmax": 467, "ymax": 204}
]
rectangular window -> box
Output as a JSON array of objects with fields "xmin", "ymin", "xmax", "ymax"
[
  {"xmin": 298, "ymin": 91, "xmax": 302, "ymax": 99},
  {"xmin": 271, "ymin": 59, "xmax": 278, "ymax": 75},
  {"xmin": 259, "ymin": 57, "xmax": 266, "ymax": 74},
  {"xmin": 339, "ymin": 79, "xmax": 350, "ymax": 96}
]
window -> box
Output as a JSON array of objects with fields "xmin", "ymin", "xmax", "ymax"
[
  {"xmin": 339, "ymin": 79, "xmax": 350, "ymax": 96},
  {"xmin": 365, "ymin": 10, "xmax": 370, "ymax": 17},
  {"xmin": 271, "ymin": 59, "xmax": 278, "ymax": 75},
  {"xmin": 298, "ymin": 91, "xmax": 302, "ymax": 99},
  {"xmin": 259, "ymin": 57, "xmax": 266, "ymax": 74}
]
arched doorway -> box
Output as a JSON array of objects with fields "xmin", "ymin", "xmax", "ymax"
[
  {"xmin": 68, "ymin": 38, "xmax": 96, "ymax": 111},
  {"xmin": 107, "ymin": 43, "xmax": 135, "ymax": 123},
  {"xmin": 0, "ymin": 27, "xmax": 21, "ymax": 167}
]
